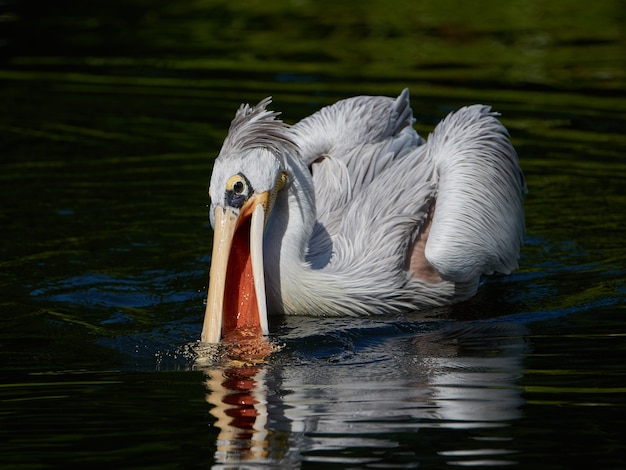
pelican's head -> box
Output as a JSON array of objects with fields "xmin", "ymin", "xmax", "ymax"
[{"xmin": 202, "ymin": 98, "xmax": 295, "ymax": 343}]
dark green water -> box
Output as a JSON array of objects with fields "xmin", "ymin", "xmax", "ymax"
[{"xmin": 1, "ymin": 0, "xmax": 625, "ymax": 468}]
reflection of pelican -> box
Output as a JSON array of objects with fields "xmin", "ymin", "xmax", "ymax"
[
  {"xmin": 202, "ymin": 89, "xmax": 525, "ymax": 343},
  {"xmin": 201, "ymin": 321, "xmax": 527, "ymax": 467}
]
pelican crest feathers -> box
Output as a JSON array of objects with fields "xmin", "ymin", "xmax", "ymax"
[{"xmin": 218, "ymin": 97, "xmax": 298, "ymax": 163}]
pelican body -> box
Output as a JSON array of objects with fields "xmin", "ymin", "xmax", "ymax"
[{"xmin": 202, "ymin": 89, "xmax": 525, "ymax": 343}]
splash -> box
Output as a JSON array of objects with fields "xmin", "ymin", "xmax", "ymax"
[{"xmin": 192, "ymin": 330, "xmax": 282, "ymax": 370}]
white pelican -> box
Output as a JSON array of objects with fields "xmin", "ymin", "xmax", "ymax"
[{"xmin": 202, "ymin": 89, "xmax": 525, "ymax": 343}]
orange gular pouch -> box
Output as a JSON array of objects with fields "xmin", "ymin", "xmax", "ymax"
[{"xmin": 222, "ymin": 216, "xmax": 262, "ymax": 338}]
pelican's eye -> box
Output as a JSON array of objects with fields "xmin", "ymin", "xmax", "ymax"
[
  {"xmin": 233, "ymin": 180, "xmax": 245, "ymax": 194},
  {"xmin": 225, "ymin": 173, "xmax": 253, "ymax": 209}
]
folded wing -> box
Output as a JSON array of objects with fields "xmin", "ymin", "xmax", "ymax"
[{"xmin": 424, "ymin": 105, "xmax": 526, "ymax": 282}]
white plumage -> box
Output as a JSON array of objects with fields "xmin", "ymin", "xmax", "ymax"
[{"xmin": 202, "ymin": 89, "xmax": 525, "ymax": 343}]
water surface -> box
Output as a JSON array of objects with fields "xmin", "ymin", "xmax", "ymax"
[{"xmin": 1, "ymin": 0, "xmax": 625, "ymax": 468}]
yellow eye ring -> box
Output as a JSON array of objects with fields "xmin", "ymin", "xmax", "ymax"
[{"xmin": 226, "ymin": 174, "xmax": 248, "ymax": 194}]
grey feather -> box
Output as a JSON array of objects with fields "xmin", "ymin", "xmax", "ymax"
[{"xmin": 293, "ymin": 89, "xmax": 424, "ymax": 235}]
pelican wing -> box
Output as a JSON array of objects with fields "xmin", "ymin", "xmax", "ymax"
[
  {"xmin": 306, "ymin": 141, "xmax": 461, "ymax": 310},
  {"xmin": 424, "ymin": 105, "xmax": 526, "ymax": 282},
  {"xmin": 325, "ymin": 143, "xmax": 434, "ymax": 276},
  {"xmin": 291, "ymin": 89, "xmax": 424, "ymax": 234},
  {"xmin": 282, "ymin": 93, "xmax": 524, "ymax": 314},
  {"xmin": 293, "ymin": 88, "xmax": 418, "ymax": 168}
]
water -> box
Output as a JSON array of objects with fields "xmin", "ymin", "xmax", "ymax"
[{"xmin": 1, "ymin": 0, "xmax": 625, "ymax": 468}]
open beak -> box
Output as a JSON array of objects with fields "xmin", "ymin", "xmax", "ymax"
[{"xmin": 201, "ymin": 193, "xmax": 269, "ymax": 343}]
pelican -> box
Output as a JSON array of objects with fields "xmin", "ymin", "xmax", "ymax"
[{"xmin": 202, "ymin": 89, "xmax": 525, "ymax": 343}]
